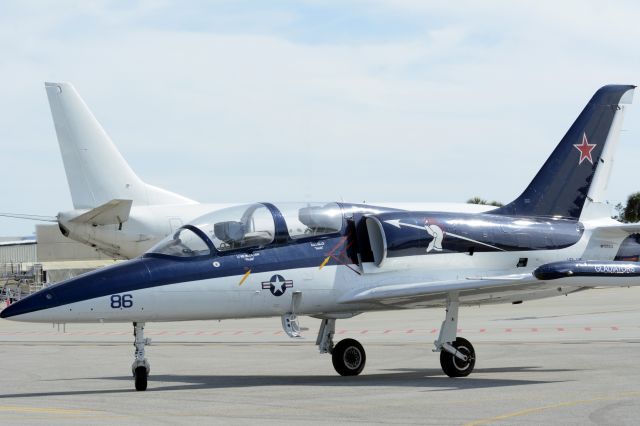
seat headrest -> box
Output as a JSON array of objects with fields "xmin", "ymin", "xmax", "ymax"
[{"xmin": 214, "ymin": 221, "xmax": 245, "ymax": 243}]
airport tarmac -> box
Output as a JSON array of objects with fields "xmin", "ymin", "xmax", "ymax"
[{"xmin": 0, "ymin": 287, "xmax": 639, "ymax": 425}]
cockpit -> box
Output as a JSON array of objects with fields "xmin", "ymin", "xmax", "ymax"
[{"xmin": 146, "ymin": 202, "xmax": 344, "ymax": 258}]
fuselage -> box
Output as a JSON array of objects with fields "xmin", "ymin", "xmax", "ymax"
[
  {"xmin": 3, "ymin": 202, "xmax": 625, "ymax": 323},
  {"xmin": 56, "ymin": 202, "xmax": 493, "ymax": 259}
]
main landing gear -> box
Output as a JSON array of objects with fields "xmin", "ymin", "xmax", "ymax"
[
  {"xmin": 313, "ymin": 295, "xmax": 477, "ymax": 379},
  {"xmin": 132, "ymin": 322, "xmax": 151, "ymax": 391},
  {"xmin": 316, "ymin": 318, "xmax": 366, "ymax": 376},
  {"xmin": 433, "ymin": 294, "xmax": 476, "ymax": 377}
]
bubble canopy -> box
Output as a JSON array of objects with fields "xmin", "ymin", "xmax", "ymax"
[{"xmin": 146, "ymin": 202, "xmax": 344, "ymax": 258}]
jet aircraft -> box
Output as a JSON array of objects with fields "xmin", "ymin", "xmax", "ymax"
[
  {"xmin": 1, "ymin": 82, "xmax": 491, "ymax": 259},
  {"xmin": 3, "ymin": 85, "xmax": 640, "ymax": 392}
]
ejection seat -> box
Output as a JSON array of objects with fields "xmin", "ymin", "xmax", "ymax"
[{"xmin": 214, "ymin": 221, "xmax": 246, "ymax": 250}]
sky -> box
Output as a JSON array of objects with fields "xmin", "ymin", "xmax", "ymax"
[{"xmin": 1, "ymin": 0, "xmax": 640, "ymax": 236}]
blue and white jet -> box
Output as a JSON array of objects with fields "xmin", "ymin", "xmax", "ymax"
[{"xmin": 3, "ymin": 85, "xmax": 640, "ymax": 391}]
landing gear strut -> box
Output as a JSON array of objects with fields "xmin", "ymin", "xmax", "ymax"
[
  {"xmin": 316, "ymin": 318, "xmax": 366, "ymax": 376},
  {"xmin": 433, "ymin": 293, "xmax": 476, "ymax": 377},
  {"xmin": 132, "ymin": 322, "xmax": 151, "ymax": 391}
]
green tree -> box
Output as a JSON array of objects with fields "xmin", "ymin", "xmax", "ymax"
[
  {"xmin": 467, "ymin": 197, "xmax": 503, "ymax": 207},
  {"xmin": 615, "ymin": 192, "xmax": 640, "ymax": 223}
]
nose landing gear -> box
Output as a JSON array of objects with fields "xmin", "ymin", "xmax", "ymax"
[{"xmin": 132, "ymin": 322, "xmax": 151, "ymax": 391}]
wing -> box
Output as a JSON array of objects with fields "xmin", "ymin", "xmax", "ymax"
[{"xmin": 339, "ymin": 261, "xmax": 640, "ymax": 308}]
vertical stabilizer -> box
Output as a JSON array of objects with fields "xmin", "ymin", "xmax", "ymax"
[
  {"xmin": 492, "ymin": 85, "xmax": 635, "ymax": 220},
  {"xmin": 45, "ymin": 82, "xmax": 196, "ymax": 209}
]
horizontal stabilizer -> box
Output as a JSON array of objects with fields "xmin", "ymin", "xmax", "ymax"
[
  {"xmin": 590, "ymin": 223, "xmax": 640, "ymax": 238},
  {"xmin": 70, "ymin": 199, "xmax": 132, "ymax": 226}
]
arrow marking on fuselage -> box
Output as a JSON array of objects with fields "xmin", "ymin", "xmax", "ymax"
[{"xmin": 384, "ymin": 220, "xmax": 505, "ymax": 252}]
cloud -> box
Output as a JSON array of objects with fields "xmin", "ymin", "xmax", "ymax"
[{"xmin": 0, "ymin": 1, "xmax": 639, "ymax": 235}]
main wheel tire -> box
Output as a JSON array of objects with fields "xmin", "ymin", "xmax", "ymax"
[
  {"xmin": 440, "ymin": 337, "xmax": 476, "ymax": 378},
  {"xmin": 134, "ymin": 366, "xmax": 148, "ymax": 391},
  {"xmin": 332, "ymin": 338, "xmax": 366, "ymax": 376}
]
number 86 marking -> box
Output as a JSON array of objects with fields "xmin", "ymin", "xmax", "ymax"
[{"xmin": 110, "ymin": 294, "xmax": 133, "ymax": 309}]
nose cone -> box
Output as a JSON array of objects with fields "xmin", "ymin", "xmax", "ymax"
[
  {"xmin": 1, "ymin": 258, "xmax": 151, "ymax": 321},
  {"xmin": 1, "ymin": 288, "xmax": 57, "ymax": 319}
]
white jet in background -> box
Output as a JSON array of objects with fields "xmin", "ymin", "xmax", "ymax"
[{"xmin": 43, "ymin": 82, "xmax": 490, "ymax": 259}]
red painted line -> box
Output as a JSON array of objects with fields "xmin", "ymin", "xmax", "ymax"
[
  {"xmin": 479, "ymin": 328, "xmax": 486, "ymax": 333},
  {"xmin": 457, "ymin": 328, "xmax": 462, "ymax": 333},
  {"xmin": 430, "ymin": 329, "xmax": 438, "ymax": 334},
  {"xmin": 233, "ymin": 331, "xmax": 243, "ymax": 335},
  {"xmin": 253, "ymin": 330, "xmax": 263, "ymax": 335},
  {"xmin": 611, "ymin": 326, "xmax": 619, "ymax": 331},
  {"xmin": 176, "ymin": 331, "xmax": 186, "ymax": 336},
  {"xmin": 196, "ymin": 331, "xmax": 205, "ymax": 335},
  {"xmin": 274, "ymin": 331, "xmax": 283, "ymax": 335},
  {"xmin": 584, "ymin": 327, "xmax": 592, "ymax": 331},
  {"xmin": 360, "ymin": 330, "xmax": 368, "ymax": 334},
  {"xmin": 505, "ymin": 328, "xmax": 512, "ymax": 332},
  {"xmin": 557, "ymin": 328, "xmax": 565, "ymax": 332},
  {"xmin": 531, "ymin": 328, "xmax": 538, "ymax": 332},
  {"xmin": 326, "ymin": 236, "xmax": 348, "ymax": 256},
  {"xmin": 329, "ymin": 254, "xmax": 362, "ymax": 275},
  {"xmin": 383, "ymin": 329, "xmax": 392, "ymax": 334},
  {"xmin": 406, "ymin": 329, "xmax": 414, "ymax": 334},
  {"xmin": 338, "ymin": 330, "xmax": 347, "ymax": 335},
  {"xmin": 210, "ymin": 330, "xmax": 223, "ymax": 335}
]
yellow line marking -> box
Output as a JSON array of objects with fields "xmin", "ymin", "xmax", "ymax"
[
  {"xmin": 238, "ymin": 269, "xmax": 251, "ymax": 286},
  {"xmin": 0, "ymin": 405, "xmax": 97, "ymax": 415},
  {"xmin": 465, "ymin": 391, "xmax": 640, "ymax": 426},
  {"xmin": 319, "ymin": 256, "xmax": 331, "ymax": 270}
]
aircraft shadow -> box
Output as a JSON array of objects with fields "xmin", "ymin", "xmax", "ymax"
[{"xmin": 0, "ymin": 366, "xmax": 569, "ymax": 398}]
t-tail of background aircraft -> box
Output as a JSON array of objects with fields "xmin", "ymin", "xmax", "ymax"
[
  {"xmin": 2, "ymin": 84, "xmax": 639, "ymax": 392},
  {"xmin": 45, "ymin": 82, "xmax": 230, "ymax": 258}
]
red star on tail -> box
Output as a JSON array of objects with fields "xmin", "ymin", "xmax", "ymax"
[{"xmin": 573, "ymin": 132, "xmax": 596, "ymax": 165}]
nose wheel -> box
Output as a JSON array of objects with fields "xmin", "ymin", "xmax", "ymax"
[
  {"xmin": 134, "ymin": 365, "xmax": 148, "ymax": 391},
  {"xmin": 131, "ymin": 322, "xmax": 151, "ymax": 391}
]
